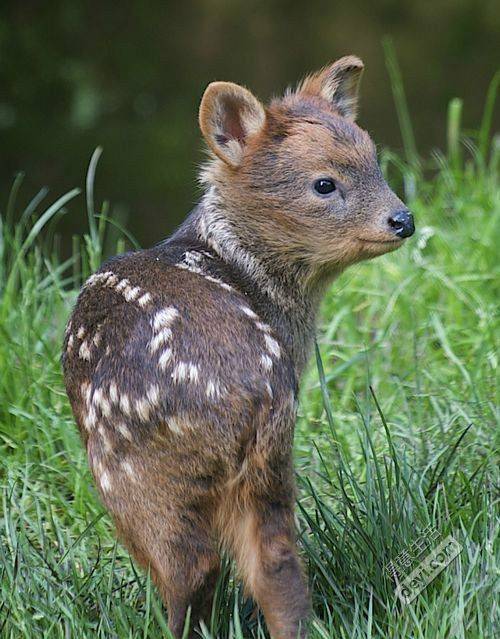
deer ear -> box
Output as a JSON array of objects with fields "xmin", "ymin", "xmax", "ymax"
[
  {"xmin": 199, "ymin": 81, "xmax": 266, "ymax": 167},
  {"xmin": 300, "ymin": 56, "xmax": 364, "ymax": 121}
]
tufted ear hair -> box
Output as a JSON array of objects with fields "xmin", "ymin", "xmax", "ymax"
[
  {"xmin": 299, "ymin": 55, "xmax": 364, "ymax": 121},
  {"xmin": 199, "ymin": 81, "xmax": 266, "ymax": 167}
]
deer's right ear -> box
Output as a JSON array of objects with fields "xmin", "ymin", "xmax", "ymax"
[
  {"xmin": 299, "ymin": 56, "xmax": 364, "ymax": 121},
  {"xmin": 199, "ymin": 82, "xmax": 266, "ymax": 167}
]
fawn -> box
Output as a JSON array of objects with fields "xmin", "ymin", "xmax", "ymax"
[{"xmin": 62, "ymin": 56, "xmax": 414, "ymax": 638}]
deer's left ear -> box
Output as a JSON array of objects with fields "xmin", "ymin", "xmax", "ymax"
[
  {"xmin": 199, "ymin": 81, "xmax": 266, "ymax": 167},
  {"xmin": 300, "ymin": 55, "xmax": 364, "ymax": 121}
]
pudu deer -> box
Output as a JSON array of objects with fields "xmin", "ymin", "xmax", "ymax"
[{"xmin": 62, "ymin": 56, "xmax": 415, "ymax": 638}]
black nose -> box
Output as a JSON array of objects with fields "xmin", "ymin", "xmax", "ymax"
[{"xmin": 388, "ymin": 210, "xmax": 415, "ymax": 238}]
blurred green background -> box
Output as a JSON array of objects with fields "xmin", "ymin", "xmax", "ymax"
[{"xmin": 1, "ymin": 0, "xmax": 499, "ymax": 251}]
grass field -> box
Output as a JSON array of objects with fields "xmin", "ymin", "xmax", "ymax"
[{"xmin": 0, "ymin": 67, "xmax": 499, "ymax": 637}]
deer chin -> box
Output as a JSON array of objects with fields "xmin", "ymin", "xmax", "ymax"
[{"xmin": 356, "ymin": 236, "xmax": 404, "ymax": 256}]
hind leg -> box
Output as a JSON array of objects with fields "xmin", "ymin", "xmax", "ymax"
[
  {"xmin": 156, "ymin": 536, "xmax": 220, "ymax": 639},
  {"xmin": 95, "ymin": 451, "xmax": 220, "ymax": 636},
  {"xmin": 116, "ymin": 503, "xmax": 220, "ymax": 638},
  {"xmin": 222, "ymin": 490, "xmax": 310, "ymax": 639},
  {"xmin": 87, "ymin": 425, "xmax": 224, "ymax": 637}
]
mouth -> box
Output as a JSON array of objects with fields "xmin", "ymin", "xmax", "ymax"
[{"xmin": 357, "ymin": 237, "xmax": 404, "ymax": 246}]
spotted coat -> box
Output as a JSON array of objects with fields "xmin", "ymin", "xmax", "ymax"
[{"xmin": 62, "ymin": 237, "xmax": 298, "ymax": 500}]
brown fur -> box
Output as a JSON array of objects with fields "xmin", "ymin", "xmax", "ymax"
[{"xmin": 62, "ymin": 56, "xmax": 414, "ymax": 638}]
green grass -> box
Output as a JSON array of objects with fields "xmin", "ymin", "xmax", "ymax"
[{"xmin": 1, "ymin": 76, "xmax": 499, "ymax": 637}]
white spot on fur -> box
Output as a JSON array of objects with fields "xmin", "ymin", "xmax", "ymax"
[
  {"xmin": 204, "ymin": 275, "xmax": 233, "ymax": 292},
  {"xmin": 67, "ymin": 334, "xmax": 74, "ymax": 353},
  {"xmin": 115, "ymin": 278, "xmax": 130, "ymax": 293},
  {"xmin": 83, "ymin": 406, "xmax": 97, "ymax": 431},
  {"xmin": 255, "ymin": 322, "xmax": 271, "ymax": 333},
  {"xmin": 185, "ymin": 251, "xmax": 202, "ymax": 263},
  {"xmin": 168, "ymin": 417, "xmax": 185, "ymax": 435},
  {"xmin": 124, "ymin": 286, "xmax": 141, "ymax": 302},
  {"xmin": 265, "ymin": 382, "xmax": 273, "ymax": 399},
  {"xmin": 100, "ymin": 397, "xmax": 111, "ymax": 418},
  {"xmin": 81, "ymin": 381, "xmax": 92, "ymax": 404},
  {"xmin": 79, "ymin": 340, "xmax": 91, "ymax": 361},
  {"xmin": 85, "ymin": 271, "xmax": 115, "ymax": 288},
  {"xmin": 98, "ymin": 425, "xmax": 113, "ymax": 453},
  {"xmin": 109, "ymin": 382, "xmax": 118, "ymax": 403},
  {"xmin": 138, "ymin": 292, "xmax": 152, "ymax": 307},
  {"xmin": 171, "ymin": 362, "xmax": 188, "ymax": 383},
  {"xmin": 176, "ymin": 261, "xmax": 203, "ymax": 275},
  {"xmin": 77, "ymin": 326, "xmax": 86, "ymax": 339},
  {"xmin": 93, "ymin": 387, "xmax": 111, "ymax": 417},
  {"xmin": 172, "ymin": 362, "xmax": 199, "ymax": 384},
  {"xmin": 184, "ymin": 251, "xmax": 203, "ymax": 269},
  {"xmin": 84, "ymin": 274, "xmax": 98, "ymax": 286},
  {"xmin": 158, "ymin": 347, "xmax": 173, "ymax": 371},
  {"xmin": 119, "ymin": 393, "xmax": 131, "ymax": 416},
  {"xmin": 264, "ymin": 334, "xmax": 281, "ymax": 359},
  {"xmin": 152, "ymin": 307, "xmax": 179, "ymax": 331},
  {"xmin": 135, "ymin": 397, "xmax": 150, "ymax": 422},
  {"xmin": 121, "ymin": 460, "xmax": 138, "ymax": 481},
  {"xmin": 147, "ymin": 384, "xmax": 160, "ymax": 406},
  {"xmin": 100, "ymin": 470, "xmax": 112, "ymax": 492},
  {"xmin": 117, "ymin": 422, "xmax": 133, "ymax": 441},
  {"xmin": 92, "ymin": 330, "xmax": 101, "ymax": 348},
  {"xmin": 176, "ymin": 251, "xmax": 204, "ymax": 274},
  {"xmin": 188, "ymin": 363, "xmax": 199, "ymax": 383},
  {"xmin": 176, "ymin": 249, "xmax": 237, "ymax": 292},
  {"xmin": 104, "ymin": 273, "xmax": 119, "ymax": 287},
  {"xmin": 261, "ymin": 354, "xmax": 273, "ymax": 372},
  {"xmin": 240, "ymin": 306, "xmax": 258, "ymax": 320},
  {"xmin": 149, "ymin": 327, "xmax": 173, "ymax": 353},
  {"xmin": 206, "ymin": 379, "xmax": 223, "ymax": 399}
]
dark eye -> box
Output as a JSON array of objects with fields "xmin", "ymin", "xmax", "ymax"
[{"xmin": 314, "ymin": 178, "xmax": 336, "ymax": 195}]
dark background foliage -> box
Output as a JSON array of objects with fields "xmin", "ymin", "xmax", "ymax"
[{"xmin": 1, "ymin": 0, "xmax": 499, "ymax": 250}]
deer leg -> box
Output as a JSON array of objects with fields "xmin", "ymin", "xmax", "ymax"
[
  {"xmin": 114, "ymin": 501, "xmax": 220, "ymax": 638},
  {"xmin": 225, "ymin": 495, "xmax": 310, "ymax": 639}
]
